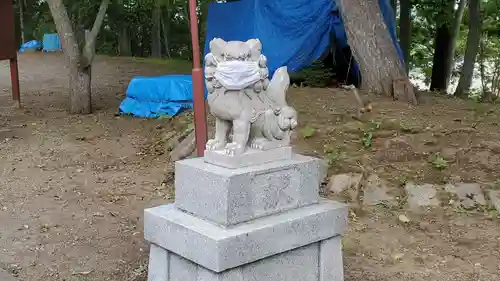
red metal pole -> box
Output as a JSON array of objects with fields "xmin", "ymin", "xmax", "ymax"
[
  {"xmin": 188, "ymin": 0, "xmax": 208, "ymax": 157},
  {"xmin": 10, "ymin": 57, "xmax": 20, "ymax": 108}
]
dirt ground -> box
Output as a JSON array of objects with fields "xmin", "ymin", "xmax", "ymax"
[{"xmin": 0, "ymin": 54, "xmax": 499, "ymax": 281}]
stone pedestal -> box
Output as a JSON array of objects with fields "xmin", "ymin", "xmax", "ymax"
[{"xmin": 144, "ymin": 150, "xmax": 348, "ymax": 281}]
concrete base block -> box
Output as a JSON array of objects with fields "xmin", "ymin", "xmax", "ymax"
[
  {"xmin": 147, "ymin": 236, "xmax": 344, "ymax": 281},
  {"xmin": 144, "ymin": 200, "xmax": 347, "ymax": 272},
  {"xmin": 203, "ymin": 146, "xmax": 293, "ymax": 169},
  {"xmin": 175, "ymin": 154, "xmax": 326, "ymax": 226}
]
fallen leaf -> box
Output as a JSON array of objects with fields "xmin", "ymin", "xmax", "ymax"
[
  {"xmin": 398, "ymin": 214, "xmax": 411, "ymax": 223},
  {"xmin": 73, "ymin": 270, "xmax": 93, "ymax": 276},
  {"xmin": 392, "ymin": 253, "xmax": 404, "ymax": 261}
]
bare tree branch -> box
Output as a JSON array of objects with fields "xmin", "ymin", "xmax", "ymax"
[
  {"xmin": 46, "ymin": 0, "xmax": 80, "ymax": 65},
  {"xmin": 82, "ymin": 0, "xmax": 111, "ymax": 66}
]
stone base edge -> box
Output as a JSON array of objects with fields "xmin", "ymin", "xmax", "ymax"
[
  {"xmin": 147, "ymin": 236, "xmax": 344, "ymax": 281},
  {"xmin": 203, "ymin": 146, "xmax": 293, "ymax": 169},
  {"xmin": 144, "ymin": 200, "xmax": 347, "ymax": 272}
]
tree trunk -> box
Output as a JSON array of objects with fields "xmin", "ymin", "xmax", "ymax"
[
  {"xmin": 454, "ymin": 0, "xmax": 481, "ymax": 97},
  {"xmin": 151, "ymin": 3, "xmax": 162, "ymax": 58},
  {"xmin": 116, "ymin": 0, "xmax": 131, "ymax": 56},
  {"xmin": 161, "ymin": 5, "xmax": 172, "ymax": 58},
  {"xmin": 338, "ymin": 0, "xmax": 417, "ymax": 104},
  {"xmin": 444, "ymin": 0, "xmax": 467, "ymax": 86},
  {"xmin": 19, "ymin": 0, "xmax": 25, "ymax": 44},
  {"xmin": 479, "ymin": 38, "xmax": 487, "ymax": 94},
  {"xmin": 47, "ymin": 0, "xmax": 110, "ymax": 114},
  {"xmin": 430, "ymin": 0, "xmax": 455, "ymax": 91},
  {"xmin": 430, "ymin": 26, "xmax": 452, "ymax": 91},
  {"xmin": 399, "ymin": 0, "xmax": 411, "ymax": 73},
  {"xmin": 69, "ymin": 65, "xmax": 92, "ymax": 114}
]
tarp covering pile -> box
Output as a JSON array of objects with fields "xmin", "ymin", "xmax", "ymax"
[
  {"xmin": 205, "ymin": 0, "xmax": 404, "ymax": 78},
  {"xmin": 119, "ymin": 75, "xmax": 196, "ymax": 118},
  {"xmin": 19, "ymin": 40, "xmax": 42, "ymax": 53},
  {"xmin": 120, "ymin": 0, "xmax": 404, "ymax": 119},
  {"xmin": 42, "ymin": 33, "xmax": 62, "ymax": 52}
]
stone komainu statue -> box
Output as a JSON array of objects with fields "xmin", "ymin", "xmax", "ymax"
[{"xmin": 204, "ymin": 38, "xmax": 298, "ymax": 156}]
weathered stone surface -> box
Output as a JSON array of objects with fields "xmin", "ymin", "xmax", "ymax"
[
  {"xmin": 144, "ymin": 200, "xmax": 347, "ymax": 272},
  {"xmin": 319, "ymin": 237, "xmax": 344, "ymax": 281},
  {"xmin": 328, "ymin": 173, "xmax": 362, "ymax": 194},
  {"xmin": 147, "ymin": 236, "xmax": 343, "ymax": 281},
  {"xmin": 205, "ymin": 38, "xmax": 297, "ymax": 156},
  {"xmin": 204, "ymin": 146, "xmax": 293, "ymax": 169},
  {"xmin": 486, "ymin": 190, "xmax": 500, "ymax": 213},
  {"xmin": 405, "ymin": 183, "xmax": 440, "ymax": 210},
  {"xmin": 0, "ymin": 269, "xmax": 16, "ymax": 281},
  {"xmin": 148, "ymin": 244, "xmax": 170, "ymax": 281},
  {"xmin": 445, "ymin": 183, "xmax": 486, "ymax": 209},
  {"xmin": 363, "ymin": 174, "xmax": 395, "ymax": 206},
  {"xmin": 148, "ymin": 241, "xmax": 322, "ymax": 281},
  {"xmin": 328, "ymin": 173, "xmax": 395, "ymax": 206},
  {"xmin": 175, "ymin": 154, "xmax": 323, "ymax": 226}
]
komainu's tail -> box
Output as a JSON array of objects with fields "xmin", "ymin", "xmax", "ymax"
[{"xmin": 266, "ymin": 66, "xmax": 290, "ymax": 107}]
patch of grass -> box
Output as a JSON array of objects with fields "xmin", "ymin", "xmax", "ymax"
[
  {"xmin": 396, "ymin": 195, "xmax": 409, "ymax": 210},
  {"xmin": 323, "ymin": 144, "xmax": 344, "ymax": 166},
  {"xmin": 487, "ymin": 209, "xmax": 500, "ymax": 219},
  {"xmin": 359, "ymin": 119, "xmax": 381, "ymax": 149},
  {"xmin": 398, "ymin": 120, "xmax": 423, "ymax": 134},
  {"xmin": 395, "ymin": 174, "xmax": 410, "ymax": 187},
  {"xmin": 131, "ymin": 57, "xmax": 192, "ymax": 72},
  {"xmin": 289, "ymin": 60, "xmax": 333, "ymax": 87},
  {"xmin": 361, "ymin": 131, "xmax": 373, "ymax": 148},
  {"xmin": 158, "ymin": 114, "xmax": 172, "ymax": 120},
  {"xmin": 300, "ymin": 125, "xmax": 315, "ymax": 139},
  {"xmin": 493, "ymin": 179, "xmax": 500, "ymax": 189},
  {"xmin": 428, "ymin": 152, "xmax": 448, "ymax": 170}
]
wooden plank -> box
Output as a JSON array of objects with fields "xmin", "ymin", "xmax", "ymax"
[{"xmin": 0, "ymin": 0, "xmax": 16, "ymax": 60}]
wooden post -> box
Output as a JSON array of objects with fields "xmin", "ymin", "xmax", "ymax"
[
  {"xmin": 0, "ymin": 0, "xmax": 21, "ymax": 107},
  {"xmin": 188, "ymin": 0, "xmax": 208, "ymax": 157},
  {"xmin": 10, "ymin": 58, "xmax": 20, "ymax": 107}
]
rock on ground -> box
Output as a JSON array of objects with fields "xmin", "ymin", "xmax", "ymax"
[
  {"xmin": 405, "ymin": 183, "xmax": 440, "ymax": 210},
  {"xmin": 363, "ymin": 174, "xmax": 395, "ymax": 206},
  {"xmin": 487, "ymin": 190, "xmax": 500, "ymax": 213},
  {"xmin": 327, "ymin": 173, "xmax": 362, "ymax": 202},
  {"xmin": 445, "ymin": 183, "xmax": 486, "ymax": 209},
  {"xmin": 0, "ymin": 269, "xmax": 17, "ymax": 281}
]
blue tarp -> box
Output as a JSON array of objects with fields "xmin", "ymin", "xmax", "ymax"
[
  {"xmin": 119, "ymin": 75, "xmax": 199, "ymax": 118},
  {"xmin": 19, "ymin": 40, "xmax": 42, "ymax": 52},
  {"xmin": 42, "ymin": 33, "xmax": 62, "ymax": 52},
  {"xmin": 121, "ymin": 0, "xmax": 404, "ymax": 119},
  {"xmin": 205, "ymin": 0, "xmax": 405, "ymax": 79},
  {"xmin": 205, "ymin": 0, "xmax": 335, "ymax": 76}
]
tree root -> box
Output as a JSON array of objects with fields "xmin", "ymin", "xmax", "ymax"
[{"xmin": 169, "ymin": 130, "xmax": 196, "ymax": 161}]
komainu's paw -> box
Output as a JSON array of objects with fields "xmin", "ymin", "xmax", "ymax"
[
  {"xmin": 250, "ymin": 138, "xmax": 267, "ymax": 150},
  {"xmin": 224, "ymin": 142, "xmax": 245, "ymax": 156},
  {"xmin": 206, "ymin": 139, "xmax": 226, "ymax": 151}
]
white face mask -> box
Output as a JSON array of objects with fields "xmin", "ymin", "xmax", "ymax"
[{"xmin": 214, "ymin": 60, "xmax": 261, "ymax": 90}]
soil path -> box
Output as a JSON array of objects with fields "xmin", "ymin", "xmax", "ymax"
[{"xmin": 0, "ymin": 54, "xmax": 498, "ymax": 281}]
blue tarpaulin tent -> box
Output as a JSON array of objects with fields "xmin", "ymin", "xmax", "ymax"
[
  {"xmin": 120, "ymin": 0, "xmax": 403, "ymax": 118},
  {"xmin": 205, "ymin": 0, "xmax": 404, "ymax": 81},
  {"xmin": 119, "ymin": 75, "xmax": 199, "ymax": 118}
]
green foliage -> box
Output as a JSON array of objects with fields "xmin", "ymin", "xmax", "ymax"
[
  {"xmin": 13, "ymin": 0, "xmax": 500, "ymax": 97},
  {"xmin": 428, "ymin": 152, "xmax": 448, "ymax": 170},
  {"xmin": 361, "ymin": 131, "xmax": 373, "ymax": 148},
  {"xmin": 300, "ymin": 125, "xmax": 315, "ymax": 139},
  {"xmin": 360, "ymin": 120, "xmax": 381, "ymax": 149},
  {"xmin": 290, "ymin": 61, "xmax": 333, "ymax": 88},
  {"xmin": 323, "ymin": 144, "xmax": 344, "ymax": 166}
]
